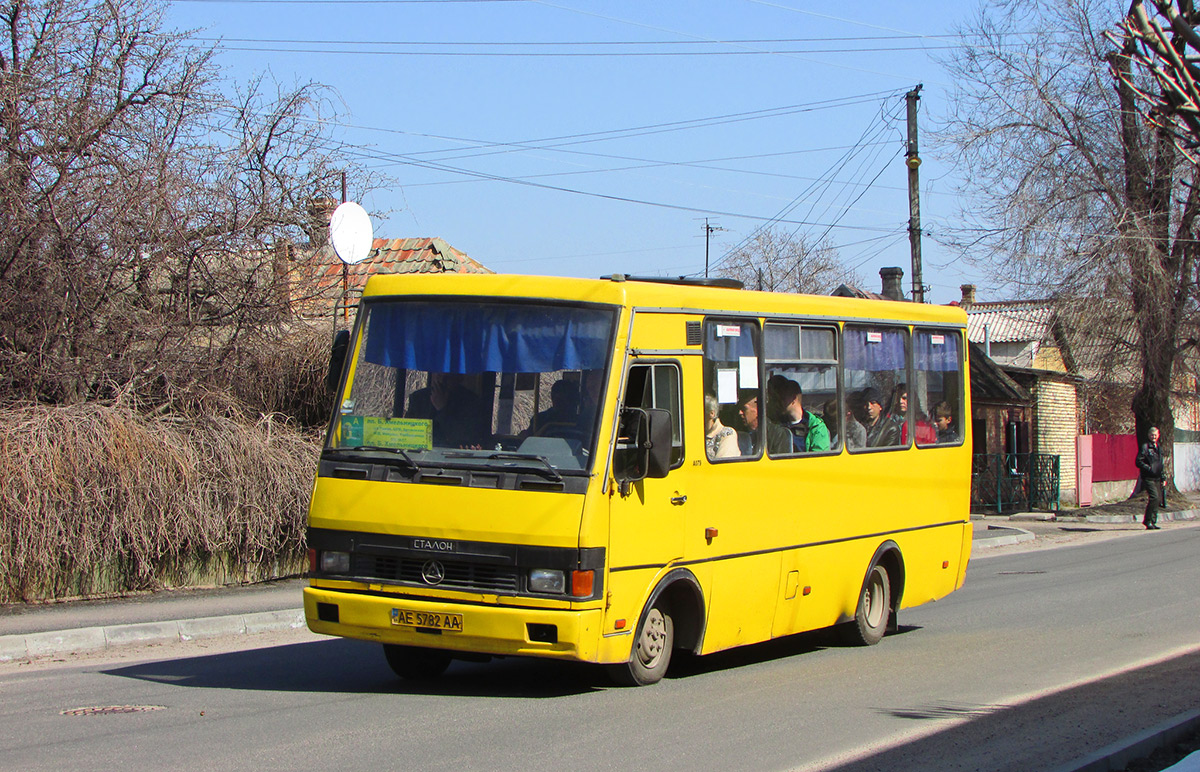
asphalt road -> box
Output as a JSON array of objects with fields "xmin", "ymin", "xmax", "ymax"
[{"xmin": 3, "ymin": 525, "xmax": 1199, "ymax": 772}]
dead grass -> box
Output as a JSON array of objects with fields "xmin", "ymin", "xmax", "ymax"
[{"xmin": 0, "ymin": 403, "xmax": 320, "ymax": 603}]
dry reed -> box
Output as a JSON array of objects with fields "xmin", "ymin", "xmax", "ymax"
[{"xmin": 0, "ymin": 403, "xmax": 321, "ymax": 603}]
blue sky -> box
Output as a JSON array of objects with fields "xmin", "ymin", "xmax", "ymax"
[{"xmin": 167, "ymin": 0, "xmax": 990, "ymax": 304}]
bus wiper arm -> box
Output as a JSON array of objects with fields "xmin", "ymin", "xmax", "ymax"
[
  {"xmin": 485, "ymin": 451, "xmax": 563, "ymax": 482},
  {"xmin": 443, "ymin": 450, "xmax": 564, "ymax": 482},
  {"xmin": 325, "ymin": 446, "xmax": 420, "ymax": 471}
]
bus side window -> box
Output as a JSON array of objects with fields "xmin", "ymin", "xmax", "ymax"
[
  {"xmin": 764, "ymin": 323, "xmax": 839, "ymax": 456},
  {"xmin": 914, "ymin": 329, "xmax": 964, "ymax": 446},
  {"xmin": 844, "ymin": 325, "xmax": 909, "ymax": 451},
  {"xmin": 623, "ymin": 362, "xmax": 685, "ymax": 467},
  {"xmin": 703, "ymin": 320, "xmax": 761, "ymax": 461}
]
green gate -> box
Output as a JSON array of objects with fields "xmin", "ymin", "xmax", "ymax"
[{"xmin": 972, "ymin": 453, "xmax": 1060, "ymax": 514}]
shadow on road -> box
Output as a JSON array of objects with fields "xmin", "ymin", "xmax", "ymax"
[
  {"xmin": 103, "ymin": 638, "xmax": 611, "ymax": 698},
  {"xmin": 820, "ymin": 649, "xmax": 1200, "ymax": 772},
  {"xmin": 103, "ymin": 623, "xmax": 927, "ymax": 698}
]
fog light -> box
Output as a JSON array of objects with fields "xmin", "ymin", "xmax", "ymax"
[
  {"xmin": 320, "ymin": 550, "xmax": 350, "ymax": 574},
  {"xmin": 529, "ymin": 568, "xmax": 565, "ymax": 594}
]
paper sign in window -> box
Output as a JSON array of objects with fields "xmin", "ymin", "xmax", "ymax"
[
  {"xmin": 716, "ymin": 324, "xmax": 742, "ymax": 338},
  {"xmin": 739, "ymin": 356, "xmax": 759, "ymax": 389},
  {"xmin": 716, "ymin": 368, "xmax": 739, "ymax": 403}
]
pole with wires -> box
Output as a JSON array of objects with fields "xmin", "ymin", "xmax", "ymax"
[{"xmin": 905, "ymin": 85, "xmax": 924, "ymax": 303}]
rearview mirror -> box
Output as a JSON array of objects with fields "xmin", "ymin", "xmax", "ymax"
[
  {"xmin": 614, "ymin": 407, "xmax": 673, "ymax": 491},
  {"xmin": 326, "ymin": 329, "xmax": 350, "ymax": 393}
]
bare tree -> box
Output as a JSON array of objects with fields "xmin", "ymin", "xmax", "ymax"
[
  {"xmin": 1111, "ymin": 0, "xmax": 1200, "ymax": 162},
  {"xmin": 0, "ymin": 0, "xmax": 376, "ymax": 411},
  {"xmin": 940, "ymin": 0, "xmax": 1200, "ymax": 459},
  {"xmin": 716, "ymin": 228, "xmax": 863, "ymax": 295}
]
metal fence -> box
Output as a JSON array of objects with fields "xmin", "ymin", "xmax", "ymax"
[{"xmin": 972, "ymin": 453, "xmax": 1061, "ymax": 515}]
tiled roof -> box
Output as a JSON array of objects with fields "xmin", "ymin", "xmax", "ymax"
[
  {"xmin": 314, "ymin": 237, "xmax": 491, "ymax": 287},
  {"xmin": 289, "ymin": 237, "xmax": 490, "ymax": 317},
  {"xmin": 965, "ymin": 301, "xmax": 1055, "ymax": 344}
]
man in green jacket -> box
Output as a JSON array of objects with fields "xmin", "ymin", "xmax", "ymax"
[{"xmin": 768, "ymin": 375, "xmax": 830, "ymax": 453}]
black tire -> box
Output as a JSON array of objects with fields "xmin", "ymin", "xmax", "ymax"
[
  {"xmin": 607, "ymin": 602, "xmax": 674, "ymax": 686},
  {"xmin": 382, "ymin": 644, "xmax": 452, "ymax": 680},
  {"xmin": 838, "ymin": 564, "xmax": 891, "ymax": 646}
]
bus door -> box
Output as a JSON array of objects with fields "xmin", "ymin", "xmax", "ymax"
[
  {"xmin": 606, "ymin": 358, "xmax": 694, "ymax": 628},
  {"xmin": 691, "ymin": 317, "xmax": 782, "ymax": 651}
]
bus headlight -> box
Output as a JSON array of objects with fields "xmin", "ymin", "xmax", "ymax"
[
  {"xmin": 529, "ymin": 569, "xmax": 565, "ymax": 594},
  {"xmin": 320, "ymin": 550, "xmax": 350, "ymax": 574}
]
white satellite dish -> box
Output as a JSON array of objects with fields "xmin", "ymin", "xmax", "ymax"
[{"xmin": 329, "ymin": 201, "xmax": 373, "ymax": 265}]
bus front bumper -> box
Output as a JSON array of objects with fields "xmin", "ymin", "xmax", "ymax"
[{"xmin": 303, "ymin": 586, "xmax": 605, "ymax": 662}]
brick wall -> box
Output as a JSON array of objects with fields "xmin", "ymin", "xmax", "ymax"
[{"xmin": 1037, "ymin": 379, "xmax": 1078, "ymax": 503}]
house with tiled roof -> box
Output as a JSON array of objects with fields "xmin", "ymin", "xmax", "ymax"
[
  {"xmin": 285, "ymin": 236, "xmax": 491, "ymax": 320},
  {"xmin": 957, "ymin": 286, "xmax": 1079, "ymax": 507}
]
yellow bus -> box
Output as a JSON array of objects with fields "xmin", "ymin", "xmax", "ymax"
[{"xmin": 304, "ymin": 272, "xmax": 972, "ymax": 685}]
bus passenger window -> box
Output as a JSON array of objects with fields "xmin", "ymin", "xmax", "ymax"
[
  {"xmin": 913, "ymin": 329, "xmax": 964, "ymax": 446},
  {"xmin": 703, "ymin": 320, "xmax": 761, "ymax": 461},
  {"xmin": 763, "ymin": 323, "xmax": 838, "ymax": 456},
  {"xmin": 844, "ymin": 325, "xmax": 909, "ymax": 451}
]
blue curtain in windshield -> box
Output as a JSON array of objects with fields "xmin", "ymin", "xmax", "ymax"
[{"xmin": 363, "ymin": 302, "xmax": 614, "ymax": 374}]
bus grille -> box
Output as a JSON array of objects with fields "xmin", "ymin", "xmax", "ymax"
[{"xmin": 350, "ymin": 552, "xmax": 520, "ymax": 593}]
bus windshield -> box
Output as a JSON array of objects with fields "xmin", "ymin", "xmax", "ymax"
[{"xmin": 328, "ymin": 299, "xmax": 618, "ymax": 475}]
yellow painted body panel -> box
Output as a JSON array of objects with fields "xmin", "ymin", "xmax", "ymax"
[
  {"xmin": 309, "ymin": 476, "xmax": 587, "ymax": 547},
  {"xmin": 304, "ymin": 586, "xmax": 604, "ymax": 660},
  {"xmin": 307, "ymin": 273, "xmax": 973, "ymax": 669}
]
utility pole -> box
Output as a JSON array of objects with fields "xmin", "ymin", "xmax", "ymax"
[
  {"xmin": 701, "ymin": 218, "xmax": 724, "ymax": 278},
  {"xmin": 704, "ymin": 218, "xmax": 713, "ymax": 277},
  {"xmin": 905, "ymin": 85, "xmax": 925, "ymax": 304}
]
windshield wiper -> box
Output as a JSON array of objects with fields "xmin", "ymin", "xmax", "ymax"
[
  {"xmin": 444, "ymin": 450, "xmax": 564, "ymax": 482},
  {"xmin": 325, "ymin": 445, "xmax": 420, "ymax": 471}
]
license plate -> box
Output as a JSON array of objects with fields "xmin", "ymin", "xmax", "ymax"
[{"xmin": 391, "ymin": 608, "xmax": 463, "ymax": 632}]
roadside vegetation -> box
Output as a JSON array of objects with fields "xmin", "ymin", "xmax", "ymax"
[{"xmin": 0, "ymin": 0, "xmax": 367, "ymax": 602}]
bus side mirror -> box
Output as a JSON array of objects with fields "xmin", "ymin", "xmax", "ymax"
[
  {"xmin": 643, "ymin": 408, "xmax": 672, "ymax": 479},
  {"xmin": 326, "ymin": 329, "xmax": 350, "ymax": 393},
  {"xmin": 615, "ymin": 407, "xmax": 673, "ymax": 493}
]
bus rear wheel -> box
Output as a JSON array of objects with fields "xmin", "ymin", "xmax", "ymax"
[
  {"xmin": 383, "ymin": 644, "xmax": 452, "ymax": 680},
  {"xmin": 839, "ymin": 564, "xmax": 891, "ymax": 646},
  {"xmin": 608, "ymin": 602, "xmax": 674, "ymax": 686}
]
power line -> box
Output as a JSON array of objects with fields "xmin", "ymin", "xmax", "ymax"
[{"xmin": 206, "ymin": 42, "xmax": 967, "ymax": 57}]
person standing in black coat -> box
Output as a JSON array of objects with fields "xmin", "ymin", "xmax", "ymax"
[{"xmin": 1136, "ymin": 426, "xmax": 1165, "ymax": 530}]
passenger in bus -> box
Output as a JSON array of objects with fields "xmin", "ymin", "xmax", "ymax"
[
  {"xmin": 768, "ymin": 376, "xmax": 830, "ymax": 453},
  {"xmin": 704, "ymin": 393, "xmax": 739, "ymax": 460},
  {"xmin": 826, "ymin": 397, "xmax": 865, "ymax": 450},
  {"xmin": 846, "ymin": 393, "xmax": 868, "ymax": 449},
  {"xmin": 892, "ymin": 384, "xmax": 937, "ymax": 445},
  {"xmin": 735, "ymin": 392, "xmax": 789, "ymax": 456},
  {"xmin": 407, "ymin": 372, "xmax": 488, "ymax": 448},
  {"xmin": 532, "ymin": 378, "xmax": 581, "ymax": 436},
  {"xmin": 934, "ymin": 401, "xmax": 960, "ymax": 443},
  {"xmin": 862, "ymin": 387, "xmax": 900, "ymax": 447}
]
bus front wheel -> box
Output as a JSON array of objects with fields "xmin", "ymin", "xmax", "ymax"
[
  {"xmin": 383, "ymin": 644, "xmax": 452, "ymax": 680},
  {"xmin": 839, "ymin": 564, "xmax": 891, "ymax": 646},
  {"xmin": 608, "ymin": 602, "xmax": 674, "ymax": 686}
]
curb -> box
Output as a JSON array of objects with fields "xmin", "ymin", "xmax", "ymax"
[
  {"xmin": 0, "ymin": 608, "xmax": 305, "ymax": 663},
  {"xmin": 1049, "ymin": 708, "xmax": 1200, "ymax": 772},
  {"xmin": 972, "ymin": 525, "xmax": 1036, "ymax": 549}
]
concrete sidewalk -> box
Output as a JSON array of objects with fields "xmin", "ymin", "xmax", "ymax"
[{"xmin": 0, "ymin": 577, "xmax": 307, "ymax": 663}]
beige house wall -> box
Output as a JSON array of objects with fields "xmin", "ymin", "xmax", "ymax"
[{"xmin": 1037, "ymin": 379, "xmax": 1078, "ymax": 505}]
